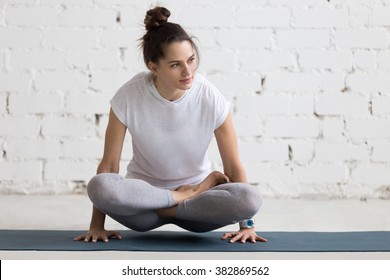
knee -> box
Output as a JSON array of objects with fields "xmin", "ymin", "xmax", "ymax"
[
  {"xmin": 87, "ymin": 173, "xmax": 121, "ymax": 206},
  {"xmin": 236, "ymin": 183, "xmax": 263, "ymax": 218}
]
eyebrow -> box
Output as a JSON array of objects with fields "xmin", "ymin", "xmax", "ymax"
[{"xmin": 168, "ymin": 54, "xmax": 195, "ymax": 64}]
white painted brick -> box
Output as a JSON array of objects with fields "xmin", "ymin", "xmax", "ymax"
[
  {"xmin": 119, "ymin": 4, "xmax": 156, "ymax": 28},
  {"xmin": 372, "ymin": 141, "xmax": 390, "ymax": 162},
  {"xmin": 9, "ymin": 93, "xmax": 63, "ymax": 114},
  {"xmin": 65, "ymin": 50, "xmax": 120, "ymax": 70},
  {"xmin": 348, "ymin": 6, "xmax": 370, "ymax": 28},
  {"xmin": 0, "ymin": 117, "xmax": 39, "ymax": 136},
  {"xmin": 268, "ymin": 0, "xmax": 325, "ymax": 5},
  {"xmin": 65, "ymin": 93, "xmax": 110, "ymax": 115},
  {"xmin": 347, "ymin": 73, "xmax": 390, "ymax": 93},
  {"xmin": 94, "ymin": 0, "xmax": 131, "ymax": 5},
  {"xmin": 353, "ymin": 50, "xmax": 376, "ymax": 70},
  {"xmin": 378, "ymin": 51, "xmax": 390, "ymax": 70},
  {"xmin": 206, "ymin": 73, "xmax": 261, "ymax": 97},
  {"xmin": 294, "ymin": 164, "xmax": 346, "ymax": 184},
  {"xmin": 265, "ymin": 118, "xmax": 320, "ymax": 138},
  {"xmin": 43, "ymin": 29, "xmax": 98, "ymax": 49},
  {"xmin": 335, "ymin": 29, "xmax": 389, "ymax": 48},
  {"xmin": 315, "ymin": 142, "xmax": 369, "ymax": 162},
  {"xmin": 289, "ymin": 95, "xmax": 314, "ymax": 115},
  {"xmin": 320, "ymin": 74, "xmax": 346, "ymax": 93},
  {"xmin": 35, "ymin": 72, "xmax": 89, "ymax": 91},
  {"xmin": 62, "ymin": 140, "xmax": 104, "ymax": 159},
  {"xmin": 265, "ymin": 73, "xmax": 321, "ymax": 92},
  {"xmin": 239, "ymin": 141, "xmax": 289, "ymax": 162},
  {"xmin": 0, "ymin": 162, "xmax": 42, "ymax": 182},
  {"xmin": 9, "ymin": 50, "xmax": 64, "ymax": 70},
  {"xmin": 372, "ymin": 95, "xmax": 390, "ymax": 115},
  {"xmin": 97, "ymin": 114, "xmax": 109, "ymax": 137},
  {"xmin": 352, "ymin": 164, "xmax": 390, "ymax": 185},
  {"xmin": 41, "ymin": 117, "xmax": 95, "ymax": 137},
  {"xmin": 39, "ymin": 0, "xmax": 94, "ymax": 5},
  {"xmin": 90, "ymin": 71, "xmax": 132, "ymax": 92},
  {"xmin": 315, "ymin": 94, "xmax": 368, "ymax": 116},
  {"xmin": 373, "ymin": 7, "xmax": 390, "ymax": 26},
  {"xmin": 45, "ymin": 161, "xmax": 96, "ymax": 181},
  {"xmin": 6, "ymin": 7, "xmax": 59, "ymax": 26},
  {"xmin": 198, "ymin": 49, "xmax": 238, "ymax": 73},
  {"xmin": 289, "ymin": 141, "xmax": 314, "ymax": 161},
  {"xmin": 245, "ymin": 163, "xmax": 293, "ymax": 192},
  {"xmin": 189, "ymin": 29, "xmax": 216, "ymax": 49},
  {"xmin": 59, "ymin": 8, "xmax": 117, "ymax": 27},
  {"xmin": 323, "ymin": 119, "xmax": 344, "ymax": 139},
  {"xmin": 0, "ymin": 73, "xmax": 30, "ymax": 91},
  {"xmin": 236, "ymin": 7, "xmax": 290, "ymax": 27},
  {"xmin": 240, "ymin": 50, "xmax": 295, "ymax": 71},
  {"xmin": 6, "ymin": 140, "xmax": 60, "ymax": 159},
  {"xmin": 293, "ymin": 9, "xmax": 348, "ymax": 28},
  {"xmin": 0, "ymin": 28, "xmax": 42, "ymax": 48},
  {"xmin": 347, "ymin": 120, "xmax": 390, "ymax": 138},
  {"xmin": 233, "ymin": 114, "xmax": 262, "ymax": 137},
  {"xmin": 124, "ymin": 49, "xmax": 147, "ymax": 73},
  {"xmin": 177, "ymin": 6, "xmax": 234, "ymax": 28},
  {"xmin": 299, "ymin": 50, "xmax": 352, "ymax": 70},
  {"xmin": 0, "ymin": 93, "xmax": 6, "ymax": 114},
  {"xmin": 276, "ymin": 30, "xmax": 330, "ymax": 48},
  {"xmin": 100, "ymin": 29, "xmax": 142, "ymax": 49},
  {"xmin": 330, "ymin": 0, "xmax": 385, "ymax": 6},
  {"xmin": 235, "ymin": 95, "xmax": 289, "ymax": 115},
  {"xmin": 217, "ymin": 30, "xmax": 272, "ymax": 49}
]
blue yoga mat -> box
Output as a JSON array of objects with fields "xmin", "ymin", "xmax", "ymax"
[{"xmin": 0, "ymin": 230, "xmax": 389, "ymax": 252}]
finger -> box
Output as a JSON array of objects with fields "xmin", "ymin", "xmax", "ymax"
[
  {"xmin": 73, "ymin": 235, "xmax": 85, "ymax": 241},
  {"xmin": 83, "ymin": 234, "xmax": 92, "ymax": 242},
  {"xmin": 92, "ymin": 234, "xmax": 99, "ymax": 243},
  {"xmin": 240, "ymin": 233, "xmax": 250, "ymax": 243},
  {"xmin": 255, "ymin": 235, "xmax": 268, "ymax": 242},
  {"xmin": 230, "ymin": 233, "xmax": 243, "ymax": 243},
  {"xmin": 221, "ymin": 233, "xmax": 233, "ymax": 240},
  {"xmin": 113, "ymin": 232, "xmax": 122, "ymax": 240}
]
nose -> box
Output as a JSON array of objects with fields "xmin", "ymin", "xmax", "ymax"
[{"xmin": 182, "ymin": 63, "xmax": 191, "ymax": 76}]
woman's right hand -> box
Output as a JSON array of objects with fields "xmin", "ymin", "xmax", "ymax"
[{"xmin": 73, "ymin": 229, "xmax": 122, "ymax": 243}]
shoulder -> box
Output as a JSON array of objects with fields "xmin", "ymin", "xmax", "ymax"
[
  {"xmin": 115, "ymin": 71, "xmax": 151, "ymax": 96},
  {"xmin": 191, "ymin": 73, "xmax": 224, "ymax": 100}
]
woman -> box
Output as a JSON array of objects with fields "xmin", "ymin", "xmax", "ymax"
[{"xmin": 75, "ymin": 7, "xmax": 266, "ymax": 244}]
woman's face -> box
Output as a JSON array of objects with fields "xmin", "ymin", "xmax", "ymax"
[{"xmin": 149, "ymin": 40, "xmax": 198, "ymax": 99}]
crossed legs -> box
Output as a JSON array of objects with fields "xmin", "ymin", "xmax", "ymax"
[{"xmin": 87, "ymin": 172, "xmax": 263, "ymax": 233}]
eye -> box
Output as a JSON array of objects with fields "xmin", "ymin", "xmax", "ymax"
[
  {"xmin": 188, "ymin": 57, "xmax": 195, "ymax": 63},
  {"xmin": 170, "ymin": 63, "xmax": 179, "ymax": 68}
]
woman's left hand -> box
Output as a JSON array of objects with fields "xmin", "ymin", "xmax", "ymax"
[{"xmin": 222, "ymin": 228, "xmax": 267, "ymax": 243}]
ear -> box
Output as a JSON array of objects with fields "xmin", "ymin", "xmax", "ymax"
[{"xmin": 148, "ymin": 62, "xmax": 158, "ymax": 74}]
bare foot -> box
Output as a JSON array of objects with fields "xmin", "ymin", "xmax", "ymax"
[
  {"xmin": 172, "ymin": 171, "xmax": 229, "ymax": 205},
  {"xmin": 158, "ymin": 171, "xmax": 230, "ymax": 218}
]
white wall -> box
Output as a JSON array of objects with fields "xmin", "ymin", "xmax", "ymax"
[{"xmin": 1, "ymin": 0, "xmax": 390, "ymax": 199}]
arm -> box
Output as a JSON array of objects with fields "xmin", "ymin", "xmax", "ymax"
[
  {"xmin": 214, "ymin": 112, "xmax": 247, "ymax": 183},
  {"xmin": 215, "ymin": 113, "xmax": 267, "ymax": 243},
  {"xmin": 74, "ymin": 108, "xmax": 126, "ymax": 242}
]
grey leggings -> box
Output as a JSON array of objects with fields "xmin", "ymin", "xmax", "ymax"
[{"xmin": 87, "ymin": 173, "xmax": 263, "ymax": 232}]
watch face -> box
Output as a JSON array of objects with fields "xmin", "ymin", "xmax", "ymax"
[{"xmin": 247, "ymin": 219, "xmax": 254, "ymax": 227}]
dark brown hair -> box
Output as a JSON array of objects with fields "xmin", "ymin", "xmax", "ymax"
[{"xmin": 140, "ymin": 7, "xmax": 199, "ymax": 68}]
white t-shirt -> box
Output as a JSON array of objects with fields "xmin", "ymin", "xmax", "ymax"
[{"xmin": 110, "ymin": 71, "xmax": 230, "ymax": 189}]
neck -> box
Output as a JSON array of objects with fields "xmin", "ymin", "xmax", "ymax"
[{"xmin": 154, "ymin": 77, "xmax": 185, "ymax": 102}]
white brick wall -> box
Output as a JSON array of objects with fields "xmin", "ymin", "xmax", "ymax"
[{"xmin": 1, "ymin": 0, "xmax": 390, "ymax": 199}]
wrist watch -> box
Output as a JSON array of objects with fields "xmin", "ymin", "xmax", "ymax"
[{"xmin": 239, "ymin": 219, "xmax": 255, "ymax": 229}]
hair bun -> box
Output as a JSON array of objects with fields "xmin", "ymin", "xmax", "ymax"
[{"xmin": 144, "ymin": 7, "xmax": 171, "ymax": 31}]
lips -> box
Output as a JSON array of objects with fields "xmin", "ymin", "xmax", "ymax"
[{"xmin": 180, "ymin": 77, "xmax": 192, "ymax": 84}]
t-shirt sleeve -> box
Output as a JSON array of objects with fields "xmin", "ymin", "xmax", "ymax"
[
  {"xmin": 110, "ymin": 88, "xmax": 127, "ymax": 126},
  {"xmin": 214, "ymin": 88, "xmax": 231, "ymax": 130}
]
